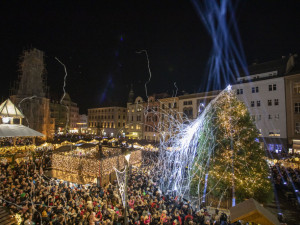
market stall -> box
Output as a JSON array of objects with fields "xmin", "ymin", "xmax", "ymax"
[{"xmin": 229, "ymin": 198, "xmax": 280, "ymax": 225}]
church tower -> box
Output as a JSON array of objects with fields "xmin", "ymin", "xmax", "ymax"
[
  {"xmin": 127, "ymin": 84, "xmax": 134, "ymax": 103},
  {"xmin": 10, "ymin": 48, "xmax": 54, "ymax": 138},
  {"xmin": 17, "ymin": 48, "xmax": 46, "ymax": 97}
]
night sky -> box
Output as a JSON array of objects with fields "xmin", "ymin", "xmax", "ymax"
[{"xmin": 0, "ymin": 0, "xmax": 299, "ymax": 114}]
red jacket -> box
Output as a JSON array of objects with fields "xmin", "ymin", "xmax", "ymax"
[
  {"xmin": 184, "ymin": 215, "xmax": 193, "ymax": 221},
  {"xmin": 96, "ymin": 211, "xmax": 102, "ymax": 220}
]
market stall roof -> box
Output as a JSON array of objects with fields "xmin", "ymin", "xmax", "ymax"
[
  {"xmin": 55, "ymin": 145, "xmax": 74, "ymax": 152},
  {"xmin": 0, "ymin": 124, "xmax": 44, "ymax": 138},
  {"xmin": 0, "ymin": 99, "xmax": 24, "ymax": 118},
  {"xmin": 229, "ymin": 198, "xmax": 280, "ymax": 225},
  {"xmin": 76, "ymin": 143, "xmax": 96, "ymax": 148},
  {"xmin": 56, "ymin": 143, "xmax": 96, "ymax": 152}
]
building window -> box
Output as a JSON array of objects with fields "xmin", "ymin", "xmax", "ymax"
[
  {"xmin": 257, "ymin": 115, "xmax": 261, "ymax": 121},
  {"xmin": 274, "ymin": 99, "xmax": 279, "ymax": 105},
  {"xmin": 269, "ymin": 84, "xmax": 277, "ymax": 91},
  {"xmin": 257, "ymin": 100, "xmax": 261, "ymax": 107},
  {"xmin": 268, "ymin": 144, "xmax": 274, "ymax": 151},
  {"xmin": 252, "ymin": 87, "xmax": 259, "ymax": 93},
  {"xmin": 295, "ymin": 122, "xmax": 300, "ymax": 134},
  {"xmin": 183, "ymin": 101, "xmax": 193, "ymax": 105},
  {"xmin": 295, "ymin": 103, "xmax": 300, "ymax": 113},
  {"xmin": 293, "ymin": 82, "xmax": 300, "ymax": 94},
  {"xmin": 169, "ymin": 103, "xmax": 171, "ymax": 108},
  {"xmin": 268, "ymin": 114, "xmax": 272, "ymax": 119},
  {"xmin": 268, "ymin": 100, "xmax": 272, "ymax": 106},
  {"xmin": 251, "ymin": 101, "xmax": 254, "ymax": 107},
  {"xmin": 183, "ymin": 108, "xmax": 193, "ymax": 119},
  {"xmin": 174, "ymin": 102, "xmax": 177, "ymax": 108},
  {"xmin": 123, "ymin": 122, "xmax": 125, "ymax": 127},
  {"xmin": 251, "ymin": 115, "xmax": 255, "ymax": 121},
  {"xmin": 275, "ymin": 144, "xmax": 282, "ymax": 151},
  {"xmin": 274, "ymin": 114, "xmax": 280, "ymax": 120},
  {"xmin": 237, "ymin": 89, "xmax": 243, "ymax": 95}
]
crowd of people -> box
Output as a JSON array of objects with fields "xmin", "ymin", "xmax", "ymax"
[
  {"xmin": 271, "ymin": 164, "xmax": 300, "ymax": 204},
  {"xmin": 0, "ymin": 155, "xmax": 232, "ymax": 225},
  {"xmin": 0, "ymin": 137, "xmax": 33, "ymax": 146}
]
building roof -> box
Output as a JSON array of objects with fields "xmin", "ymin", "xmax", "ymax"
[
  {"xmin": 244, "ymin": 57, "xmax": 288, "ymax": 77},
  {"xmin": 229, "ymin": 198, "xmax": 280, "ymax": 225},
  {"xmin": 178, "ymin": 90, "xmax": 221, "ymax": 100},
  {"xmin": 0, "ymin": 124, "xmax": 44, "ymax": 138},
  {"xmin": 0, "ymin": 99, "xmax": 25, "ymax": 118}
]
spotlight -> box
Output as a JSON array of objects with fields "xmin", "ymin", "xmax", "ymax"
[{"xmin": 226, "ymin": 85, "xmax": 232, "ymax": 91}]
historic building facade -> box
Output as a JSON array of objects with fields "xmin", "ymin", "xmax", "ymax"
[
  {"xmin": 126, "ymin": 96, "xmax": 144, "ymax": 140},
  {"xmin": 232, "ymin": 56, "xmax": 295, "ymax": 153},
  {"xmin": 178, "ymin": 91, "xmax": 221, "ymax": 121},
  {"xmin": 284, "ymin": 73, "xmax": 300, "ymax": 154},
  {"xmin": 78, "ymin": 114, "xmax": 88, "ymax": 134},
  {"xmin": 143, "ymin": 96, "xmax": 160, "ymax": 141},
  {"xmin": 159, "ymin": 97, "xmax": 179, "ymax": 140},
  {"xmin": 50, "ymin": 93, "xmax": 79, "ymax": 134},
  {"xmin": 88, "ymin": 106, "xmax": 127, "ymax": 137}
]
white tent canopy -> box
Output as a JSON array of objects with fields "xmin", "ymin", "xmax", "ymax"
[
  {"xmin": 0, "ymin": 99, "xmax": 24, "ymax": 118},
  {"xmin": 0, "ymin": 124, "xmax": 44, "ymax": 138}
]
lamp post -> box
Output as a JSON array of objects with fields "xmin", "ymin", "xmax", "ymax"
[{"xmin": 124, "ymin": 151, "xmax": 131, "ymax": 225}]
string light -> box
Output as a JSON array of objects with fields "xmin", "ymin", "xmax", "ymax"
[{"xmin": 157, "ymin": 88, "xmax": 273, "ymax": 204}]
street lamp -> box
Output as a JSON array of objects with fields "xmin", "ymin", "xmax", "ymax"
[{"xmin": 124, "ymin": 150, "xmax": 131, "ymax": 225}]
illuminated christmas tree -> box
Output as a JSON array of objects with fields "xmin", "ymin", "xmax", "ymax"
[{"xmin": 190, "ymin": 88, "xmax": 273, "ymax": 204}]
